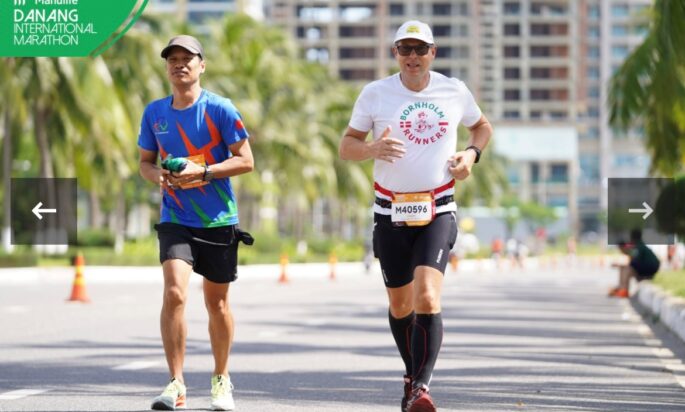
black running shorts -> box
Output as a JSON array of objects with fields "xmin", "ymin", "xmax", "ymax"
[
  {"xmin": 373, "ymin": 212, "xmax": 458, "ymax": 288},
  {"xmin": 155, "ymin": 222, "xmax": 239, "ymax": 283},
  {"xmin": 630, "ymin": 259, "xmax": 658, "ymax": 281}
]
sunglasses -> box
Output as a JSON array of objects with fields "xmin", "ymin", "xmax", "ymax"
[{"xmin": 396, "ymin": 44, "xmax": 433, "ymax": 56}]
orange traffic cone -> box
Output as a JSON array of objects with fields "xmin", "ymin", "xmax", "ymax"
[
  {"xmin": 278, "ymin": 253, "xmax": 289, "ymax": 284},
  {"xmin": 67, "ymin": 253, "xmax": 90, "ymax": 303},
  {"xmin": 329, "ymin": 252, "xmax": 337, "ymax": 281}
]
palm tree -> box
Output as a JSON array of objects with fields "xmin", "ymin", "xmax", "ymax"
[
  {"xmin": 0, "ymin": 58, "xmax": 29, "ymax": 252},
  {"xmin": 204, "ymin": 14, "xmax": 363, "ymax": 236},
  {"xmin": 608, "ymin": 0, "xmax": 685, "ymax": 176}
]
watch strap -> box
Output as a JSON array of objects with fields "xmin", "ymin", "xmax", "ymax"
[{"xmin": 465, "ymin": 145, "xmax": 481, "ymax": 163}]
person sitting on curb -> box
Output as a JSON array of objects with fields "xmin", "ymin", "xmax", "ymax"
[{"xmin": 609, "ymin": 229, "xmax": 660, "ymax": 298}]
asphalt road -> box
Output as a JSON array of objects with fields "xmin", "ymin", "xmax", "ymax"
[{"xmin": 1, "ymin": 260, "xmax": 685, "ymax": 411}]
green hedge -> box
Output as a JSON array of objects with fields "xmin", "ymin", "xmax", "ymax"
[
  {"xmin": 0, "ymin": 232, "xmax": 366, "ymax": 267},
  {"xmin": 0, "ymin": 252, "xmax": 38, "ymax": 267},
  {"xmin": 653, "ymin": 269, "xmax": 685, "ymax": 298}
]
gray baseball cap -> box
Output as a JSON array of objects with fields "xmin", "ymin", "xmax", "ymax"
[{"xmin": 161, "ymin": 35, "xmax": 204, "ymax": 60}]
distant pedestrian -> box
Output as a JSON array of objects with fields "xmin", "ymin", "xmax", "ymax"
[
  {"xmin": 491, "ymin": 237, "xmax": 503, "ymax": 269},
  {"xmin": 609, "ymin": 229, "xmax": 660, "ymax": 298}
]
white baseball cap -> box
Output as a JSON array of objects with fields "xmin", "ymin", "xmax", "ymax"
[{"xmin": 394, "ymin": 20, "xmax": 434, "ymax": 45}]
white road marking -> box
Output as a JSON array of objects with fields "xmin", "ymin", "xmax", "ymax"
[
  {"xmin": 112, "ymin": 361, "xmax": 159, "ymax": 370},
  {"xmin": 3, "ymin": 305, "xmax": 29, "ymax": 314},
  {"xmin": 257, "ymin": 330, "xmax": 281, "ymax": 338},
  {"xmin": 0, "ymin": 389, "xmax": 49, "ymax": 400}
]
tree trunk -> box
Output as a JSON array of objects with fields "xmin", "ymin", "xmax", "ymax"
[
  {"xmin": 113, "ymin": 191, "xmax": 126, "ymax": 254},
  {"xmin": 88, "ymin": 187, "xmax": 103, "ymax": 228},
  {"xmin": 2, "ymin": 106, "xmax": 13, "ymax": 253},
  {"xmin": 33, "ymin": 105, "xmax": 59, "ymax": 251}
]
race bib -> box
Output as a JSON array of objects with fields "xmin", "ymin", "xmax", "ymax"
[
  {"xmin": 391, "ymin": 192, "xmax": 435, "ymax": 226},
  {"xmin": 179, "ymin": 154, "xmax": 209, "ymax": 190}
]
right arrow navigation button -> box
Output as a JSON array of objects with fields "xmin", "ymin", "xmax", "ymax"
[
  {"xmin": 608, "ymin": 178, "xmax": 674, "ymax": 245},
  {"xmin": 627, "ymin": 201, "xmax": 653, "ymax": 220}
]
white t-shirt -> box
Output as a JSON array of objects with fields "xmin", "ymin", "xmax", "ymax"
[{"xmin": 349, "ymin": 71, "xmax": 482, "ymax": 214}]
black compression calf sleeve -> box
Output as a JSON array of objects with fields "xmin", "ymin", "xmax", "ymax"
[
  {"xmin": 389, "ymin": 311, "xmax": 415, "ymax": 376},
  {"xmin": 411, "ymin": 313, "xmax": 443, "ymax": 388}
]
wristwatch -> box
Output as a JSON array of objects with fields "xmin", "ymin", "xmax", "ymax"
[
  {"xmin": 465, "ymin": 145, "xmax": 481, "ymax": 163},
  {"xmin": 202, "ymin": 164, "xmax": 215, "ymax": 182}
]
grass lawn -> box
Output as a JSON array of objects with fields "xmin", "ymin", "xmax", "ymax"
[{"xmin": 653, "ymin": 269, "xmax": 685, "ymax": 298}]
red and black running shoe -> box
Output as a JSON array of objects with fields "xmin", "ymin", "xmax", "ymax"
[
  {"xmin": 407, "ymin": 385, "xmax": 437, "ymax": 412},
  {"xmin": 401, "ymin": 375, "xmax": 412, "ymax": 412}
]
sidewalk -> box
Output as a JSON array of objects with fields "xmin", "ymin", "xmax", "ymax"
[{"xmin": 636, "ymin": 281, "xmax": 685, "ymax": 344}]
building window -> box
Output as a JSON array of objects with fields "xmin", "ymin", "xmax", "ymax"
[
  {"xmin": 588, "ymin": 86, "xmax": 600, "ymax": 98},
  {"xmin": 454, "ymin": 46, "xmax": 469, "ymax": 58},
  {"xmin": 612, "ymin": 24, "xmax": 628, "ymax": 36},
  {"xmin": 530, "ymin": 163, "xmax": 540, "ymax": 183},
  {"xmin": 436, "ymin": 47, "xmax": 452, "ymax": 58},
  {"xmin": 339, "ymin": 26, "xmax": 375, "ymax": 37},
  {"xmin": 547, "ymin": 195, "xmax": 568, "ymax": 207},
  {"xmin": 612, "ymin": 45, "xmax": 629, "ymax": 59},
  {"xmin": 530, "ymin": 67, "xmax": 549, "ymax": 78},
  {"xmin": 580, "ymin": 155, "xmax": 599, "ymax": 182},
  {"xmin": 433, "ymin": 25, "xmax": 451, "ymax": 37},
  {"xmin": 530, "ymin": 111, "xmax": 542, "ymax": 119},
  {"xmin": 587, "ymin": 5, "xmax": 600, "ymax": 18},
  {"xmin": 550, "ymin": 164, "xmax": 568, "ymax": 182},
  {"xmin": 588, "ymin": 27, "xmax": 600, "ymax": 38},
  {"xmin": 550, "ymin": 111, "xmax": 567, "ymax": 119},
  {"xmin": 587, "ymin": 67, "xmax": 600, "ymax": 79},
  {"xmin": 612, "ymin": 154, "xmax": 649, "ymax": 173},
  {"xmin": 457, "ymin": 3, "xmax": 468, "ymax": 15},
  {"xmin": 587, "ymin": 106, "xmax": 600, "ymax": 118},
  {"xmin": 504, "ymin": 45, "xmax": 520, "ymax": 57},
  {"xmin": 298, "ymin": 6, "xmax": 333, "ymax": 22},
  {"xmin": 611, "ymin": 4, "xmax": 629, "ymax": 17},
  {"xmin": 504, "ymin": 67, "xmax": 521, "ymax": 79},
  {"xmin": 504, "ymin": 110, "xmax": 520, "ymax": 119},
  {"xmin": 531, "ymin": 23, "xmax": 568, "ymax": 36},
  {"xmin": 530, "ymin": 89, "xmax": 550, "ymax": 100},
  {"xmin": 305, "ymin": 48, "xmax": 329, "ymax": 64},
  {"xmin": 587, "ymin": 5, "xmax": 599, "ymax": 18},
  {"xmin": 434, "ymin": 68, "xmax": 452, "ymax": 77},
  {"xmin": 389, "ymin": 3, "xmax": 404, "ymax": 15},
  {"xmin": 587, "ymin": 46, "xmax": 600, "ymax": 58},
  {"xmin": 339, "ymin": 47, "xmax": 375, "ymax": 59},
  {"xmin": 340, "ymin": 68, "xmax": 375, "ymax": 81},
  {"xmin": 432, "ymin": 3, "xmax": 452, "ymax": 15},
  {"xmin": 504, "ymin": 89, "xmax": 521, "ymax": 101},
  {"xmin": 504, "ymin": 24, "xmax": 520, "ymax": 36},
  {"xmin": 506, "ymin": 165, "xmax": 520, "ymax": 183},
  {"xmin": 503, "ymin": 2, "xmax": 520, "ymax": 15},
  {"xmin": 305, "ymin": 27, "xmax": 322, "ymax": 40}
]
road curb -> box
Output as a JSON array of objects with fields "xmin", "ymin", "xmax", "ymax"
[{"xmin": 635, "ymin": 281, "xmax": 685, "ymax": 343}]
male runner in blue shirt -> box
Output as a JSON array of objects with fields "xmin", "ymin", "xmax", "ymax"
[{"xmin": 139, "ymin": 35, "xmax": 253, "ymax": 411}]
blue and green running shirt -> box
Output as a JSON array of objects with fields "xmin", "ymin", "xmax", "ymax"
[{"xmin": 138, "ymin": 89, "xmax": 249, "ymax": 228}]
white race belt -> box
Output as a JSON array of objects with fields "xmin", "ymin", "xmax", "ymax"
[{"xmin": 391, "ymin": 192, "xmax": 435, "ymax": 227}]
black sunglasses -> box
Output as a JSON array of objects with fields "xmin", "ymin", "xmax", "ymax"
[{"xmin": 396, "ymin": 44, "xmax": 433, "ymax": 56}]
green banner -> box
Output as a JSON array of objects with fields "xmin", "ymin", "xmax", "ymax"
[{"xmin": 0, "ymin": 0, "xmax": 148, "ymax": 57}]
